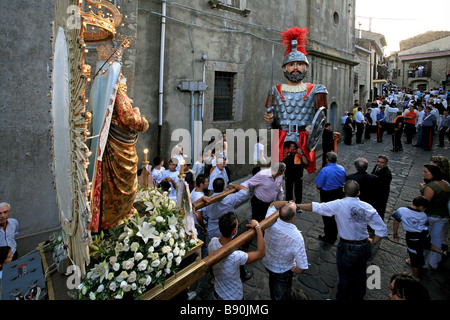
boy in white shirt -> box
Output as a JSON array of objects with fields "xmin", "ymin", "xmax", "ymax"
[
  {"xmin": 208, "ymin": 212, "xmax": 265, "ymax": 300},
  {"xmin": 392, "ymin": 196, "xmax": 447, "ymax": 279}
]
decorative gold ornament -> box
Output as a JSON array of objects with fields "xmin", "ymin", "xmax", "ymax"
[{"xmin": 80, "ymin": 0, "xmax": 123, "ymax": 43}]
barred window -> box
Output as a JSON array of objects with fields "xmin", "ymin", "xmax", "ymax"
[
  {"xmin": 220, "ymin": 0, "xmax": 240, "ymax": 8},
  {"xmin": 213, "ymin": 71, "xmax": 235, "ymax": 121}
]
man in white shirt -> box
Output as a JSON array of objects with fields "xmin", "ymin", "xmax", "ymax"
[
  {"xmin": 263, "ymin": 201, "xmax": 308, "ymax": 300},
  {"xmin": 208, "ymin": 155, "xmax": 229, "ymax": 192},
  {"xmin": 208, "ymin": 212, "xmax": 265, "ymax": 300},
  {"xmin": 253, "ymin": 136, "xmax": 266, "ymax": 165},
  {"xmin": 414, "ymin": 104, "xmax": 425, "ymax": 148},
  {"xmin": 151, "ymin": 156, "xmax": 165, "ymax": 187},
  {"xmin": 354, "ymin": 107, "xmax": 366, "ymax": 144},
  {"xmin": 241, "ymin": 162, "xmax": 285, "ymax": 222},
  {"xmin": 160, "ymin": 158, "xmax": 180, "ymax": 201},
  {"xmin": 298, "ymin": 180, "xmax": 388, "ymax": 300},
  {"xmin": 190, "ymin": 174, "xmax": 210, "ymax": 258}
]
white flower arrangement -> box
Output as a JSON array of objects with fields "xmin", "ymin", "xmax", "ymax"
[{"xmin": 78, "ymin": 187, "xmax": 199, "ymax": 300}]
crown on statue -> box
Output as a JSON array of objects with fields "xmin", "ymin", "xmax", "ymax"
[{"xmin": 80, "ymin": 0, "xmax": 123, "ymax": 43}]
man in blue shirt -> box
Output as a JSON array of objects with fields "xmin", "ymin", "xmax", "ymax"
[
  {"xmin": 376, "ymin": 106, "xmax": 387, "ymax": 143},
  {"xmin": 422, "ymin": 106, "xmax": 437, "ymax": 151},
  {"xmin": 314, "ymin": 152, "xmax": 346, "ymax": 244}
]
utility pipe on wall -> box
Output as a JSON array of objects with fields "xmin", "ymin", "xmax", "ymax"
[{"xmin": 158, "ymin": 0, "xmax": 167, "ymax": 156}]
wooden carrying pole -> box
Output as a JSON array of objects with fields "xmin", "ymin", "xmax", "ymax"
[{"xmin": 192, "ymin": 186, "xmax": 238, "ymax": 210}]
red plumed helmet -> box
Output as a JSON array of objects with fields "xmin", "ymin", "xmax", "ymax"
[{"xmin": 281, "ymin": 26, "xmax": 310, "ymax": 66}]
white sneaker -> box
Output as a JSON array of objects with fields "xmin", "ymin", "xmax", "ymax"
[{"xmin": 187, "ymin": 290, "xmax": 197, "ymax": 300}]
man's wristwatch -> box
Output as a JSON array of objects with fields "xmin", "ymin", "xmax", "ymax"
[{"xmin": 254, "ymin": 224, "xmax": 260, "ymax": 229}]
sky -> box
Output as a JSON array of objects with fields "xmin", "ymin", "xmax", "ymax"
[{"xmin": 355, "ymin": 0, "xmax": 450, "ymax": 55}]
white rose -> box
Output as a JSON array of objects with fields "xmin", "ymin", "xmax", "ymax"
[
  {"xmin": 123, "ymin": 284, "xmax": 132, "ymax": 292},
  {"xmin": 120, "ymin": 280, "xmax": 128, "ymax": 289},
  {"xmin": 113, "ymin": 263, "xmax": 120, "ymax": 272},
  {"xmin": 81, "ymin": 285, "xmax": 88, "ymax": 295},
  {"xmin": 163, "ymin": 233, "xmax": 172, "ymax": 242},
  {"xmin": 148, "ymin": 246, "xmax": 154, "ymax": 253},
  {"xmin": 151, "ymin": 259, "xmax": 160, "ymax": 268},
  {"xmin": 156, "ymin": 216, "xmax": 164, "ymax": 223},
  {"xmin": 97, "ymin": 284, "xmax": 105, "ymax": 293},
  {"xmin": 109, "ymin": 282, "xmax": 117, "ymax": 292},
  {"xmin": 119, "ymin": 271, "xmax": 129, "ymax": 279},
  {"xmin": 173, "ymin": 247, "xmax": 180, "ymax": 256},
  {"xmin": 167, "ymin": 252, "xmax": 174, "ymax": 261},
  {"xmin": 128, "ymin": 271, "xmax": 137, "ymax": 283},
  {"xmin": 179, "ymin": 242, "xmax": 185, "ymax": 249},
  {"xmin": 175, "ymin": 256, "xmax": 182, "ymax": 265},
  {"xmin": 166, "ymin": 259, "xmax": 172, "ymax": 269},
  {"xmin": 109, "ymin": 256, "xmax": 117, "ymax": 265},
  {"xmin": 155, "ymin": 270, "xmax": 162, "ymax": 278},
  {"xmin": 107, "ymin": 272, "xmax": 115, "ymax": 281},
  {"xmin": 153, "ymin": 237, "xmax": 161, "ymax": 247},
  {"xmin": 131, "ymin": 283, "xmax": 137, "ymax": 291},
  {"xmin": 145, "ymin": 275, "xmax": 152, "ymax": 286},
  {"xmin": 138, "ymin": 260, "xmax": 148, "ymax": 271},
  {"xmin": 134, "ymin": 252, "xmax": 144, "ymax": 261},
  {"xmin": 89, "ymin": 292, "xmax": 96, "ymax": 300},
  {"xmin": 165, "ymin": 268, "xmax": 171, "ymax": 275},
  {"xmin": 114, "ymin": 292, "xmax": 123, "ymax": 300},
  {"xmin": 162, "ymin": 246, "xmax": 171, "ymax": 254},
  {"xmin": 169, "ymin": 238, "xmax": 175, "ymax": 246},
  {"xmin": 130, "ymin": 242, "xmax": 140, "ymax": 252},
  {"xmin": 122, "ymin": 260, "xmax": 134, "ymax": 270}
]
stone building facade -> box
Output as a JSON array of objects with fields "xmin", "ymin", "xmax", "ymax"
[{"xmin": 389, "ymin": 33, "xmax": 450, "ymax": 91}]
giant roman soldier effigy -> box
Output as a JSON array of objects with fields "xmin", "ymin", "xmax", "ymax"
[{"xmin": 265, "ymin": 26, "xmax": 328, "ymax": 174}]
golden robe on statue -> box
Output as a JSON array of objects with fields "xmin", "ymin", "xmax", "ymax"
[{"xmin": 90, "ymin": 81, "xmax": 149, "ymax": 231}]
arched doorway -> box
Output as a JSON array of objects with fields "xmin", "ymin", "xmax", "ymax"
[{"xmin": 329, "ymin": 102, "xmax": 337, "ymax": 128}]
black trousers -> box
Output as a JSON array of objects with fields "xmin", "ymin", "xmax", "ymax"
[
  {"xmin": 319, "ymin": 188, "xmax": 345, "ymax": 242},
  {"xmin": 377, "ymin": 123, "xmax": 386, "ymax": 142},
  {"xmin": 285, "ymin": 164, "xmax": 303, "ymax": 204},
  {"xmin": 404, "ymin": 123, "xmax": 416, "ymax": 143},
  {"xmin": 392, "ymin": 129, "xmax": 403, "ymax": 151},
  {"xmin": 422, "ymin": 125, "xmax": 434, "ymax": 151},
  {"xmin": 250, "ymin": 195, "xmax": 272, "ymax": 222},
  {"xmin": 356, "ymin": 123, "xmax": 364, "ymax": 143},
  {"xmin": 439, "ymin": 127, "xmax": 450, "ymax": 146},
  {"xmin": 344, "ymin": 127, "xmax": 353, "ymax": 145}
]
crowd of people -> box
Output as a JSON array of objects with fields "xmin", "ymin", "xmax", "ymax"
[
  {"xmin": 341, "ymin": 86, "xmax": 450, "ymax": 152},
  {"xmin": 134, "ymin": 127, "xmax": 448, "ymax": 301}
]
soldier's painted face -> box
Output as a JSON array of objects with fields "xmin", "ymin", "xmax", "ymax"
[{"xmin": 283, "ymin": 61, "xmax": 308, "ymax": 83}]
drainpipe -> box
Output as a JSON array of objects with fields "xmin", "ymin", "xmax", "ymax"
[
  {"xmin": 158, "ymin": 0, "xmax": 167, "ymax": 157},
  {"xmin": 197, "ymin": 90, "xmax": 203, "ymax": 162},
  {"xmin": 190, "ymin": 91, "xmax": 195, "ymax": 163},
  {"xmin": 198, "ymin": 57, "xmax": 207, "ymax": 160}
]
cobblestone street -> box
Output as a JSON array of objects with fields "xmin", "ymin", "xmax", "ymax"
[{"xmin": 193, "ymin": 132, "xmax": 450, "ymax": 301}]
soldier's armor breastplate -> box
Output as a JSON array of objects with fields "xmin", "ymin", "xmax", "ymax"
[
  {"xmin": 273, "ymin": 90, "xmax": 315, "ymax": 127},
  {"xmin": 270, "ymin": 85, "xmax": 317, "ymax": 144}
]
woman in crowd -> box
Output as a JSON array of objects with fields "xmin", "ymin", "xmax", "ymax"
[{"xmin": 420, "ymin": 164, "xmax": 450, "ymax": 269}]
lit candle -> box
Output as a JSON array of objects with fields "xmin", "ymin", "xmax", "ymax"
[
  {"xmin": 143, "ymin": 148, "xmax": 149, "ymax": 188},
  {"xmin": 143, "ymin": 148, "xmax": 148, "ymax": 163}
]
